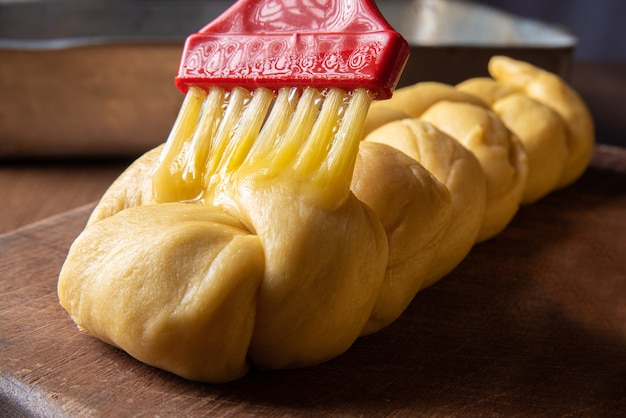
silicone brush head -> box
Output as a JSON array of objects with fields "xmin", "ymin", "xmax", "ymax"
[
  {"xmin": 175, "ymin": 0, "xmax": 410, "ymax": 100},
  {"xmin": 153, "ymin": 0, "xmax": 410, "ymax": 205}
]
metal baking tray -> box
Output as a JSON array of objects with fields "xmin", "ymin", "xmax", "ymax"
[
  {"xmin": 0, "ymin": 0, "xmax": 576, "ymax": 158},
  {"xmin": 378, "ymin": 0, "xmax": 576, "ymax": 87},
  {"xmin": 0, "ymin": 0, "xmax": 233, "ymax": 158}
]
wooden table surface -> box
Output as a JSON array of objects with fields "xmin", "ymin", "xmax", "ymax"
[
  {"xmin": 0, "ymin": 159, "xmax": 128, "ymax": 235},
  {"xmin": 1, "ymin": 61, "xmax": 626, "ymax": 417},
  {"xmin": 1, "ymin": 144, "xmax": 625, "ymax": 417}
]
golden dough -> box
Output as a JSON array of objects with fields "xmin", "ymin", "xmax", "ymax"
[
  {"xmin": 488, "ymin": 56, "xmax": 594, "ymax": 188},
  {"xmin": 492, "ymin": 93, "xmax": 569, "ymax": 203},
  {"xmin": 379, "ymin": 81, "xmax": 489, "ymax": 117},
  {"xmin": 364, "ymin": 119, "xmax": 486, "ymax": 287},
  {"xmin": 362, "ymin": 105, "xmax": 410, "ymax": 138},
  {"xmin": 455, "ymin": 77, "xmax": 517, "ymax": 105},
  {"xmin": 229, "ymin": 178, "xmax": 388, "ymax": 369},
  {"xmin": 363, "ymin": 82, "xmax": 489, "ymax": 137},
  {"xmin": 352, "ymin": 141, "xmax": 452, "ymax": 334},
  {"xmin": 458, "ymin": 77, "xmax": 569, "ymax": 203},
  {"xmin": 57, "ymin": 58, "xmax": 595, "ymax": 383},
  {"xmin": 59, "ymin": 203, "xmax": 265, "ymax": 383},
  {"xmin": 421, "ymin": 101, "xmax": 528, "ymax": 242},
  {"xmin": 60, "ymin": 87, "xmax": 390, "ymax": 378},
  {"xmin": 87, "ymin": 145, "xmax": 162, "ymax": 225}
]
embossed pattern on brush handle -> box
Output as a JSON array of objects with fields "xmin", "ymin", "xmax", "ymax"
[{"xmin": 175, "ymin": 0, "xmax": 409, "ymax": 99}]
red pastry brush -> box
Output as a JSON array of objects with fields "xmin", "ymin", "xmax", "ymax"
[{"xmin": 152, "ymin": 0, "xmax": 410, "ymax": 202}]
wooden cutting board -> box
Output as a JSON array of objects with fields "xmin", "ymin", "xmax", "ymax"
[{"xmin": 2, "ymin": 145, "xmax": 626, "ymax": 417}]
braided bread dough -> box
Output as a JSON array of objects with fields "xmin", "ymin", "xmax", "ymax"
[
  {"xmin": 59, "ymin": 203, "xmax": 264, "ymax": 382},
  {"xmin": 352, "ymin": 141, "xmax": 452, "ymax": 334},
  {"xmin": 58, "ymin": 58, "xmax": 594, "ymax": 383},
  {"xmin": 457, "ymin": 56, "xmax": 595, "ymax": 202},
  {"xmin": 59, "ymin": 88, "xmax": 390, "ymax": 382},
  {"xmin": 420, "ymin": 101, "xmax": 528, "ymax": 241},
  {"xmin": 363, "ymin": 119, "xmax": 486, "ymax": 287}
]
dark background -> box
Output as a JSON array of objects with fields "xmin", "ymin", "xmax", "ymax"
[{"xmin": 474, "ymin": 0, "xmax": 626, "ymax": 61}]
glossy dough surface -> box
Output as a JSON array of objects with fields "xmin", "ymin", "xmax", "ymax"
[
  {"xmin": 59, "ymin": 203, "xmax": 264, "ymax": 382},
  {"xmin": 58, "ymin": 57, "xmax": 594, "ymax": 383}
]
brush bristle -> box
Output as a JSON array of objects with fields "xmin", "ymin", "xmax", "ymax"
[{"xmin": 153, "ymin": 86, "xmax": 372, "ymax": 208}]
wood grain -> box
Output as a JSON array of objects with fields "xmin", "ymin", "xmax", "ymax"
[
  {"xmin": 0, "ymin": 160, "xmax": 128, "ymax": 235},
  {"xmin": 1, "ymin": 145, "xmax": 625, "ymax": 417}
]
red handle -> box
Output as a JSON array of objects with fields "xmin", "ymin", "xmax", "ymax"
[
  {"xmin": 175, "ymin": 0, "xmax": 409, "ymax": 99},
  {"xmin": 204, "ymin": 0, "xmax": 398, "ymax": 34}
]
